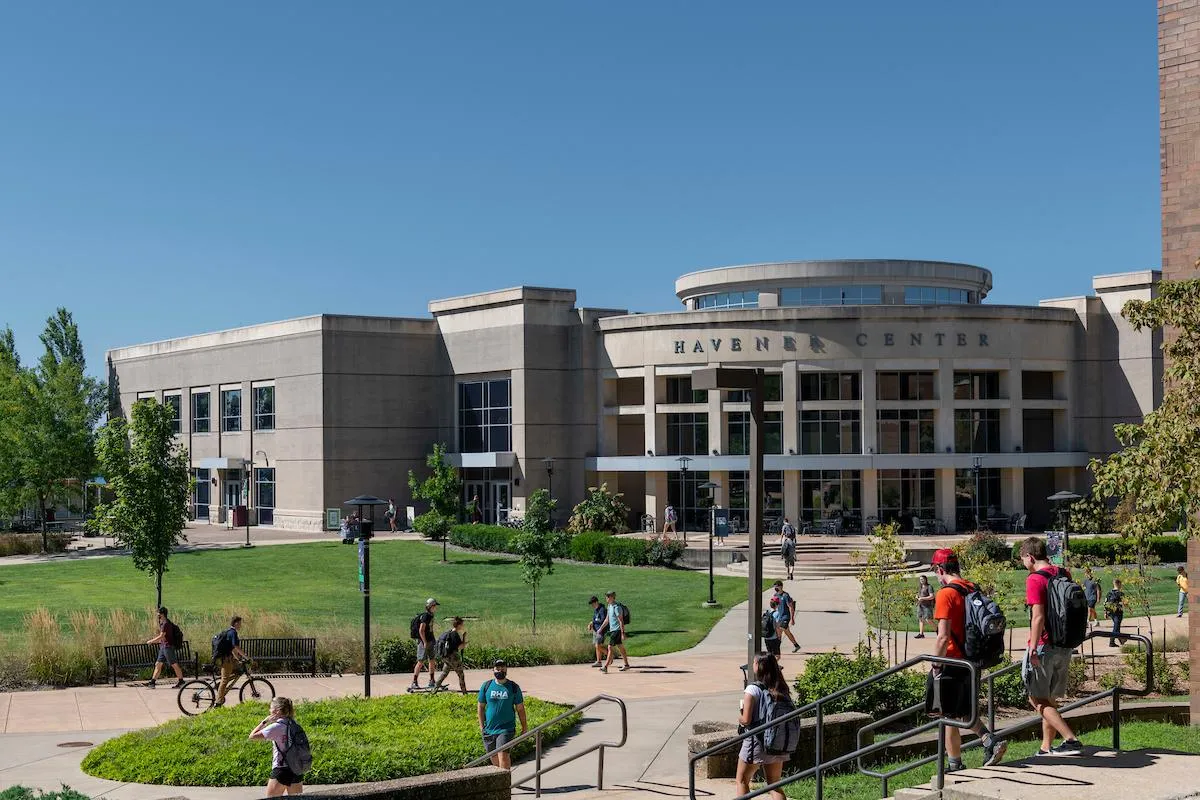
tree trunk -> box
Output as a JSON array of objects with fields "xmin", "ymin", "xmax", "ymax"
[
  {"xmin": 39, "ymin": 493, "xmax": 47, "ymax": 553},
  {"xmin": 531, "ymin": 585, "xmax": 537, "ymax": 636},
  {"xmin": 156, "ymin": 570, "xmax": 163, "ymax": 609}
]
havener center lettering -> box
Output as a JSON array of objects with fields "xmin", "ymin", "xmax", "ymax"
[{"xmin": 672, "ymin": 331, "xmax": 990, "ymax": 354}]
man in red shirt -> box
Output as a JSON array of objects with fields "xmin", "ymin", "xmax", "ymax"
[
  {"xmin": 929, "ymin": 549, "xmax": 1007, "ymax": 771},
  {"xmin": 1018, "ymin": 537, "xmax": 1083, "ymax": 756}
]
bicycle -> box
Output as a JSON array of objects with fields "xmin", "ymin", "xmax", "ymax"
[{"xmin": 177, "ymin": 659, "xmax": 275, "ymax": 716}]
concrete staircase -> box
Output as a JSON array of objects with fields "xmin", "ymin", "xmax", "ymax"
[{"xmin": 725, "ymin": 540, "xmax": 926, "ymax": 578}]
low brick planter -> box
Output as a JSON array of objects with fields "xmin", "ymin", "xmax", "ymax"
[
  {"xmin": 688, "ymin": 712, "xmax": 873, "ymax": 779},
  {"xmin": 289, "ymin": 767, "xmax": 510, "ymax": 800}
]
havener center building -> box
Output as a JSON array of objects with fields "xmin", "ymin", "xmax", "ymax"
[{"xmin": 107, "ymin": 261, "xmax": 1160, "ymax": 535}]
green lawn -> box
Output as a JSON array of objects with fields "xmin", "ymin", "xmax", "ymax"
[
  {"xmin": 0, "ymin": 540, "xmax": 746, "ymax": 656},
  {"xmin": 780, "ymin": 721, "xmax": 1200, "ymax": 799},
  {"xmin": 890, "ymin": 566, "xmax": 1182, "ymax": 632}
]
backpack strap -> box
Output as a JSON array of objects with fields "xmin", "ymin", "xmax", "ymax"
[{"xmin": 942, "ymin": 582, "xmax": 976, "ymax": 659}]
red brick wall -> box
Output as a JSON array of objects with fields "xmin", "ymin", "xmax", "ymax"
[{"xmin": 1162, "ymin": 1, "xmax": 1200, "ymax": 281}]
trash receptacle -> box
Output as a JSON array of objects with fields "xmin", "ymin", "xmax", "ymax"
[{"xmin": 233, "ymin": 505, "xmax": 248, "ymax": 527}]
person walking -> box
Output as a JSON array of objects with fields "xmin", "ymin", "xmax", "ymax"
[
  {"xmin": 600, "ymin": 590, "xmax": 631, "ymax": 673},
  {"xmin": 144, "ymin": 606, "xmax": 186, "ymax": 688},
  {"xmin": 249, "ymin": 696, "xmax": 309, "ymax": 796},
  {"xmin": 385, "ymin": 498, "xmax": 397, "ymax": 533},
  {"xmin": 478, "ymin": 659, "xmax": 528, "ymax": 770},
  {"xmin": 915, "ymin": 576, "xmax": 934, "ymax": 639},
  {"xmin": 663, "ymin": 505, "xmax": 677, "ymax": 535},
  {"xmin": 1105, "ymin": 579, "xmax": 1125, "ymax": 647},
  {"xmin": 470, "ymin": 494, "xmax": 483, "ymax": 524},
  {"xmin": 734, "ymin": 652, "xmax": 791, "ymax": 800},
  {"xmin": 1018, "ymin": 537, "xmax": 1084, "ymax": 755},
  {"xmin": 587, "ymin": 596, "xmax": 609, "ymax": 667},
  {"xmin": 1083, "ymin": 568, "xmax": 1101, "ymax": 629},
  {"xmin": 771, "ymin": 581, "xmax": 801, "ymax": 653},
  {"xmin": 779, "ymin": 519, "xmax": 796, "ymax": 581},
  {"xmin": 927, "ymin": 549, "xmax": 1007, "ymax": 771},
  {"xmin": 214, "ymin": 615, "xmax": 248, "ymax": 707},
  {"xmin": 410, "ymin": 598, "xmax": 440, "ymax": 690},
  {"xmin": 763, "ymin": 597, "xmax": 782, "ymax": 656},
  {"xmin": 1177, "ymin": 567, "xmax": 1189, "ymax": 618},
  {"xmin": 433, "ymin": 616, "xmax": 469, "ymax": 694}
]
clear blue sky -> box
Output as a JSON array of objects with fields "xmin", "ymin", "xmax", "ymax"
[{"xmin": 0, "ymin": 1, "xmax": 1158, "ymax": 377}]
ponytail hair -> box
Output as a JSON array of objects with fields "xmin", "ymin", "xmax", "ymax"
[{"xmin": 753, "ymin": 652, "xmax": 791, "ymax": 700}]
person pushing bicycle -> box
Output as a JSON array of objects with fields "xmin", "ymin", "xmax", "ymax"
[{"xmin": 215, "ymin": 615, "xmax": 249, "ymax": 707}]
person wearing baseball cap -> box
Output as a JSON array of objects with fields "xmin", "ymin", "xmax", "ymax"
[
  {"xmin": 409, "ymin": 598, "xmax": 440, "ymax": 691},
  {"xmin": 928, "ymin": 549, "xmax": 1006, "ymax": 771},
  {"xmin": 478, "ymin": 658, "xmax": 527, "ymax": 769}
]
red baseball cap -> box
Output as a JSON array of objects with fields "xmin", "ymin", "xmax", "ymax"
[{"xmin": 931, "ymin": 548, "xmax": 957, "ymax": 567}]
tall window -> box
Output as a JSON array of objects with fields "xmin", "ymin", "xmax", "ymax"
[
  {"xmin": 878, "ymin": 469, "xmax": 937, "ymax": 530},
  {"xmin": 876, "ymin": 409, "xmax": 936, "ymax": 454},
  {"xmin": 1022, "ymin": 371, "xmax": 1056, "ymax": 400},
  {"xmin": 800, "ymin": 470, "xmax": 862, "ymax": 523},
  {"xmin": 955, "ymin": 468, "xmax": 1002, "ymax": 530},
  {"xmin": 953, "ymin": 371, "xmax": 1001, "ymax": 400},
  {"xmin": 954, "ymin": 409, "xmax": 1001, "ymax": 453},
  {"xmin": 666, "ymin": 376, "xmax": 707, "ymax": 403},
  {"xmin": 728, "ymin": 412, "xmax": 783, "ymax": 455},
  {"xmin": 667, "ymin": 469, "xmax": 710, "ymax": 531},
  {"xmin": 800, "ymin": 410, "xmax": 860, "ymax": 455},
  {"xmin": 728, "ymin": 471, "xmax": 784, "ymax": 529},
  {"xmin": 192, "ymin": 392, "xmax": 210, "ymax": 434},
  {"xmin": 694, "ymin": 290, "xmax": 759, "ymax": 309},
  {"xmin": 800, "ymin": 372, "xmax": 860, "ymax": 401},
  {"xmin": 164, "ymin": 394, "xmax": 182, "ymax": 435},
  {"xmin": 780, "ymin": 286, "xmax": 882, "ymax": 306},
  {"xmin": 253, "ymin": 385, "xmax": 275, "ymax": 431},
  {"xmin": 221, "ymin": 389, "xmax": 242, "ymax": 432},
  {"xmin": 192, "ymin": 467, "xmax": 211, "ymax": 520},
  {"xmin": 255, "ymin": 468, "xmax": 275, "ymax": 526},
  {"xmin": 666, "ymin": 413, "xmax": 708, "ymax": 455},
  {"xmin": 458, "ymin": 378, "xmax": 512, "ymax": 452},
  {"xmin": 725, "ymin": 373, "xmax": 782, "ymax": 403},
  {"xmin": 876, "ymin": 371, "xmax": 936, "ymax": 401}
]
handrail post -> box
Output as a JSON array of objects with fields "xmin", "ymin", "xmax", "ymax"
[
  {"xmin": 535, "ymin": 729, "xmax": 543, "ymax": 797},
  {"xmin": 815, "ymin": 702, "xmax": 823, "ymax": 800},
  {"xmin": 987, "ymin": 673, "xmax": 996, "ymax": 735},
  {"xmin": 1112, "ymin": 689, "xmax": 1120, "ymax": 751},
  {"xmin": 598, "ymin": 745, "xmax": 605, "ymax": 790},
  {"xmin": 935, "ymin": 722, "xmax": 946, "ymax": 790}
]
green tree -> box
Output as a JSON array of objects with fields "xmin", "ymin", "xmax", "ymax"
[
  {"xmin": 407, "ymin": 443, "xmax": 462, "ymax": 557},
  {"xmin": 854, "ymin": 521, "xmax": 911, "ymax": 664},
  {"xmin": 567, "ymin": 483, "xmax": 631, "ymax": 533},
  {"xmin": 90, "ymin": 399, "xmax": 192, "ymax": 607},
  {"xmin": 511, "ymin": 489, "xmax": 567, "ymax": 634},
  {"xmin": 0, "ymin": 310, "xmax": 105, "ymax": 551}
]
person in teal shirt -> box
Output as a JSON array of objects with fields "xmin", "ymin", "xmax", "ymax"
[
  {"xmin": 601, "ymin": 590, "xmax": 631, "ymax": 673},
  {"xmin": 477, "ymin": 659, "xmax": 527, "ymax": 769}
]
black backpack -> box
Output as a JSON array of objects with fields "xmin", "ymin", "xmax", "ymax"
[
  {"xmin": 409, "ymin": 614, "xmax": 424, "ymax": 640},
  {"xmin": 620, "ymin": 604, "xmax": 631, "ymax": 626},
  {"xmin": 760, "ymin": 611, "xmax": 777, "ymax": 640},
  {"xmin": 1036, "ymin": 568, "xmax": 1088, "ymax": 649},
  {"xmin": 167, "ymin": 621, "xmax": 184, "ymax": 649},
  {"xmin": 435, "ymin": 630, "xmax": 456, "ymax": 659},
  {"xmin": 947, "ymin": 582, "xmax": 1006, "ymax": 668},
  {"xmin": 211, "ymin": 629, "xmax": 233, "ymax": 661}
]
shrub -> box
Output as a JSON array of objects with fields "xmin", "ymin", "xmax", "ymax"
[
  {"xmin": 1124, "ymin": 648, "xmax": 1178, "ymax": 694},
  {"xmin": 601, "ymin": 536, "xmax": 649, "ymax": 566},
  {"xmin": 449, "ymin": 524, "xmax": 518, "ymax": 554},
  {"xmin": 81, "ymin": 694, "xmax": 580, "ymax": 786},
  {"xmin": 1067, "ymin": 655, "xmax": 1087, "ymax": 696},
  {"xmin": 413, "ymin": 511, "xmax": 454, "ymax": 541},
  {"xmin": 373, "ymin": 620, "xmax": 592, "ymax": 673},
  {"xmin": 0, "ymin": 788, "xmax": 90, "ymax": 800},
  {"xmin": 570, "ymin": 531, "xmax": 610, "ymax": 563},
  {"xmin": 956, "ymin": 533, "xmax": 1011, "ymax": 569},
  {"xmin": 568, "ymin": 483, "xmax": 630, "ymax": 534},
  {"xmin": 987, "ymin": 656, "xmax": 1033, "ymax": 708},
  {"xmin": 0, "ymin": 533, "xmax": 72, "ymax": 557},
  {"xmin": 1010, "ymin": 535, "xmax": 1187, "ymax": 566},
  {"xmin": 1100, "ymin": 667, "xmax": 1127, "ymax": 691},
  {"xmin": 793, "ymin": 641, "xmax": 925, "ymax": 717},
  {"xmin": 646, "ymin": 533, "xmax": 685, "ymax": 567},
  {"xmin": 1178, "ymin": 657, "xmax": 1190, "ymax": 683}
]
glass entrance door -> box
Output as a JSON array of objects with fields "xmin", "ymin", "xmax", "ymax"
[
  {"xmin": 465, "ymin": 481, "xmax": 485, "ymax": 523},
  {"xmin": 491, "ymin": 481, "xmax": 511, "ymax": 524},
  {"xmin": 224, "ymin": 470, "xmax": 243, "ymax": 509},
  {"xmin": 193, "ymin": 468, "xmax": 210, "ymax": 520}
]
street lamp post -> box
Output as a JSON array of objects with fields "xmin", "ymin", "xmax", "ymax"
[
  {"xmin": 543, "ymin": 458, "xmax": 555, "ymax": 525},
  {"xmin": 971, "ymin": 456, "xmax": 983, "ymax": 531},
  {"xmin": 699, "ymin": 480, "xmax": 721, "ymax": 608},
  {"xmin": 677, "ymin": 456, "xmax": 692, "ymax": 544},
  {"xmin": 345, "ymin": 494, "xmax": 388, "ymax": 698},
  {"xmin": 693, "ymin": 367, "xmax": 764, "ymax": 671}
]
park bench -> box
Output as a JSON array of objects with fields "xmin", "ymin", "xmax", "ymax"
[
  {"xmin": 104, "ymin": 642, "xmax": 199, "ymax": 687},
  {"xmin": 240, "ymin": 637, "xmax": 318, "ymax": 676}
]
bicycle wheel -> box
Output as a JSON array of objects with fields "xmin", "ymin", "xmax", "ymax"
[
  {"xmin": 178, "ymin": 680, "xmax": 216, "ymax": 716},
  {"xmin": 239, "ymin": 676, "xmax": 276, "ymax": 704}
]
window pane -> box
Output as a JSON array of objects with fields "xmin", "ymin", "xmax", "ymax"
[
  {"xmin": 488, "ymin": 379, "xmax": 510, "ymax": 408},
  {"xmin": 800, "ymin": 373, "xmax": 820, "ymax": 401},
  {"xmin": 877, "ymin": 373, "xmax": 899, "ymax": 400},
  {"xmin": 461, "ymin": 382, "xmax": 484, "ymax": 409}
]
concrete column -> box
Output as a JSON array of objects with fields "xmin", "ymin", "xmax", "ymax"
[
  {"xmin": 782, "ymin": 362, "xmax": 799, "ymax": 454},
  {"xmin": 862, "ymin": 468, "xmax": 879, "ymax": 522},
  {"xmin": 861, "ymin": 361, "xmax": 877, "ymax": 454},
  {"xmin": 710, "ymin": 470, "xmax": 729, "ymax": 510},
  {"xmin": 937, "ymin": 360, "xmax": 956, "ymax": 453},
  {"xmin": 708, "ymin": 387, "xmax": 722, "ymax": 456},
  {"xmin": 938, "ymin": 468, "xmax": 957, "ymax": 530},
  {"xmin": 645, "ymin": 471, "xmax": 664, "ymax": 529},
  {"xmin": 784, "ymin": 469, "xmax": 800, "ymax": 523},
  {"xmin": 1006, "ymin": 360, "xmax": 1023, "ymax": 452},
  {"xmin": 1007, "ymin": 467, "xmax": 1025, "ymax": 517},
  {"xmin": 643, "ymin": 366, "xmax": 658, "ymax": 455}
]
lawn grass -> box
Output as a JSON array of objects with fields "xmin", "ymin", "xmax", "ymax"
[
  {"xmin": 888, "ymin": 566, "xmax": 1182, "ymax": 632},
  {"xmin": 80, "ymin": 693, "xmax": 578, "ymax": 786},
  {"xmin": 0, "ymin": 540, "xmax": 746, "ymax": 657},
  {"xmin": 779, "ymin": 721, "xmax": 1200, "ymax": 799}
]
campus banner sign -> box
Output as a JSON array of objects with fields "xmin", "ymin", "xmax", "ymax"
[{"xmin": 713, "ymin": 507, "xmax": 730, "ymax": 539}]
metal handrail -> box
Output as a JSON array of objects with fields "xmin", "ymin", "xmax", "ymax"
[
  {"xmin": 855, "ymin": 630, "xmax": 1154, "ymax": 798},
  {"xmin": 687, "ymin": 654, "xmax": 979, "ymax": 800},
  {"xmin": 464, "ymin": 692, "xmax": 627, "ymax": 797}
]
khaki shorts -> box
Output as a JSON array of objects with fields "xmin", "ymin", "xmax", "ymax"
[{"xmin": 1022, "ymin": 645, "xmax": 1072, "ymax": 699}]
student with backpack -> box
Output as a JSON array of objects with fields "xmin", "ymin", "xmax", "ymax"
[
  {"xmin": 587, "ymin": 596, "xmax": 609, "ymax": 667},
  {"xmin": 214, "ymin": 616, "xmax": 248, "ymax": 707},
  {"xmin": 477, "ymin": 659, "xmax": 528, "ymax": 769},
  {"xmin": 771, "ymin": 581, "xmax": 801, "ymax": 653},
  {"xmin": 763, "ymin": 598, "xmax": 782, "ymax": 656},
  {"xmin": 600, "ymin": 590, "xmax": 631, "ymax": 673},
  {"xmin": 250, "ymin": 696, "xmax": 311, "ymax": 796},
  {"xmin": 432, "ymin": 616, "xmax": 469, "ymax": 694},
  {"xmin": 779, "ymin": 520, "xmax": 796, "ymax": 581},
  {"xmin": 928, "ymin": 549, "xmax": 1008, "ymax": 771},
  {"xmin": 1018, "ymin": 536, "xmax": 1085, "ymax": 756},
  {"xmin": 734, "ymin": 652, "xmax": 795, "ymax": 800},
  {"xmin": 144, "ymin": 606, "xmax": 186, "ymax": 689},
  {"xmin": 1105, "ymin": 579, "xmax": 1125, "ymax": 647},
  {"xmin": 1083, "ymin": 567, "xmax": 1102, "ymax": 629},
  {"xmin": 409, "ymin": 598, "xmax": 439, "ymax": 690}
]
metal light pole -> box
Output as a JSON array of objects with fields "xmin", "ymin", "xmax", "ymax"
[
  {"xmin": 677, "ymin": 456, "xmax": 692, "ymax": 544},
  {"xmin": 693, "ymin": 367, "xmax": 765, "ymax": 670},
  {"xmin": 972, "ymin": 456, "xmax": 982, "ymax": 531},
  {"xmin": 699, "ymin": 480, "xmax": 721, "ymax": 608},
  {"xmin": 543, "ymin": 458, "xmax": 555, "ymax": 526},
  {"xmin": 345, "ymin": 495, "xmax": 388, "ymax": 698}
]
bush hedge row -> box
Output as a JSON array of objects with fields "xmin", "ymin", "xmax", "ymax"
[
  {"xmin": 374, "ymin": 635, "xmax": 578, "ymax": 673},
  {"xmin": 1008, "ymin": 535, "xmax": 1188, "ymax": 565},
  {"xmin": 448, "ymin": 524, "xmax": 684, "ymax": 567}
]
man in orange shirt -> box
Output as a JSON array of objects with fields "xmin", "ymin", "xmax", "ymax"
[{"xmin": 929, "ymin": 549, "xmax": 1007, "ymax": 772}]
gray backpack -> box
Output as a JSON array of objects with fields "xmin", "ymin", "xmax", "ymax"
[
  {"xmin": 754, "ymin": 683, "xmax": 801, "ymax": 755},
  {"xmin": 278, "ymin": 718, "xmax": 312, "ymax": 776}
]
